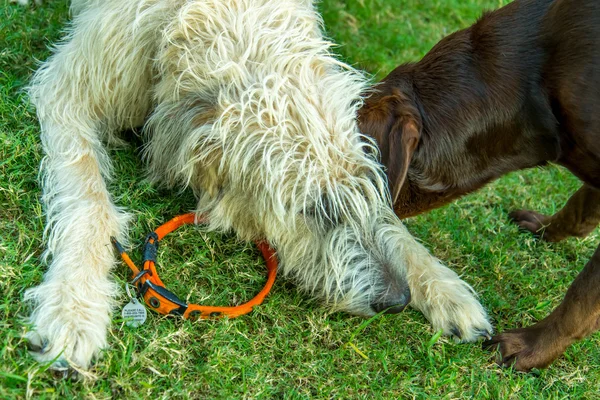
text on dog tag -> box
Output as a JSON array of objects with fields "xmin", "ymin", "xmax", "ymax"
[{"xmin": 122, "ymin": 298, "xmax": 147, "ymax": 328}]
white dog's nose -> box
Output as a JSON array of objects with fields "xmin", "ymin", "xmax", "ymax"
[{"xmin": 371, "ymin": 285, "xmax": 411, "ymax": 314}]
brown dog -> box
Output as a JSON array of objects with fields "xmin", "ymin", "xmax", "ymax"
[{"xmin": 358, "ymin": 0, "xmax": 600, "ymax": 372}]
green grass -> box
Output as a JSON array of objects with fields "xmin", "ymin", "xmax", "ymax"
[{"xmin": 1, "ymin": 0, "xmax": 599, "ymax": 398}]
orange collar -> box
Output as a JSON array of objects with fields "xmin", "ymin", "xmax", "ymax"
[{"xmin": 111, "ymin": 213, "xmax": 277, "ymax": 319}]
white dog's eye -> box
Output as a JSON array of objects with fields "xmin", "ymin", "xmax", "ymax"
[{"xmin": 300, "ymin": 197, "xmax": 341, "ymax": 230}]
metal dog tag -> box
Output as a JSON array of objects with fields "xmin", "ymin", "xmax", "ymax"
[{"xmin": 122, "ymin": 298, "xmax": 147, "ymax": 328}]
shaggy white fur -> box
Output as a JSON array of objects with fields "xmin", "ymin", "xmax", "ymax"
[{"xmin": 25, "ymin": 0, "xmax": 492, "ymax": 372}]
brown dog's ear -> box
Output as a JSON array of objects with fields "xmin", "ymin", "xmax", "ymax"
[
  {"xmin": 386, "ymin": 117, "xmax": 420, "ymax": 203},
  {"xmin": 358, "ymin": 92, "xmax": 421, "ymax": 204}
]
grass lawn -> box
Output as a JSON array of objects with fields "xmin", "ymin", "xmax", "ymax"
[{"xmin": 1, "ymin": 0, "xmax": 599, "ymax": 398}]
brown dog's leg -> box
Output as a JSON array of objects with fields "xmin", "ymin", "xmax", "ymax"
[
  {"xmin": 509, "ymin": 184, "xmax": 600, "ymax": 242},
  {"xmin": 484, "ymin": 243, "xmax": 600, "ymax": 371}
]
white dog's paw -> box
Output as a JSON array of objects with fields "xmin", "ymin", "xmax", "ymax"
[
  {"xmin": 408, "ymin": 262, "xmax": 493, "ymax": 343},
  {"xmin": 429, "ymin": 285, "xmax": 492, "ymax": 342},
  {"xmin": 24, "ymin": 282, "xmax": 112, "ymax": 373},
  {"xmin": 419, "ymin": 279, "xmax": 493, "ymax": 342}
]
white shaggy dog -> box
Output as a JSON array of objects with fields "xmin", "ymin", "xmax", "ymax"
[{"xmin": 25, "ymin": 0, "xmax": 492, "ymax": 372}]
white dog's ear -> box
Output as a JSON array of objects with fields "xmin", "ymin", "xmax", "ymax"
[{"xmin": 358, "ymin": 92, "xmax": 421, "ymax": 204}]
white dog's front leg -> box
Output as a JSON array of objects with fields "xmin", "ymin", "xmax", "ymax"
[
  {"xmin": 24, "ymin": 121, "xmax": 130, "ymax": 371},
  {"xmin": 23, "ymin": 0, "xmax": 159, "ymax": 371},
  {"xmin": 405, "ymin": 243, "xmax": 493, "ymax": 342}
]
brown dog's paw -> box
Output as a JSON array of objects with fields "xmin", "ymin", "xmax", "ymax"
[
  {"xmin": 508, "ymin": 210, "xmax": 564, "ymax": 242},
  {"xmin": 483, "ymin": 325, "xmax": 567, "ymax": 372}
]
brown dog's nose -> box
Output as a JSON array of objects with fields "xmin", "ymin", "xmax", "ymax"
[{"xmin": 371, "ymin": 285, "xmax": 411, "ymax": 314}]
